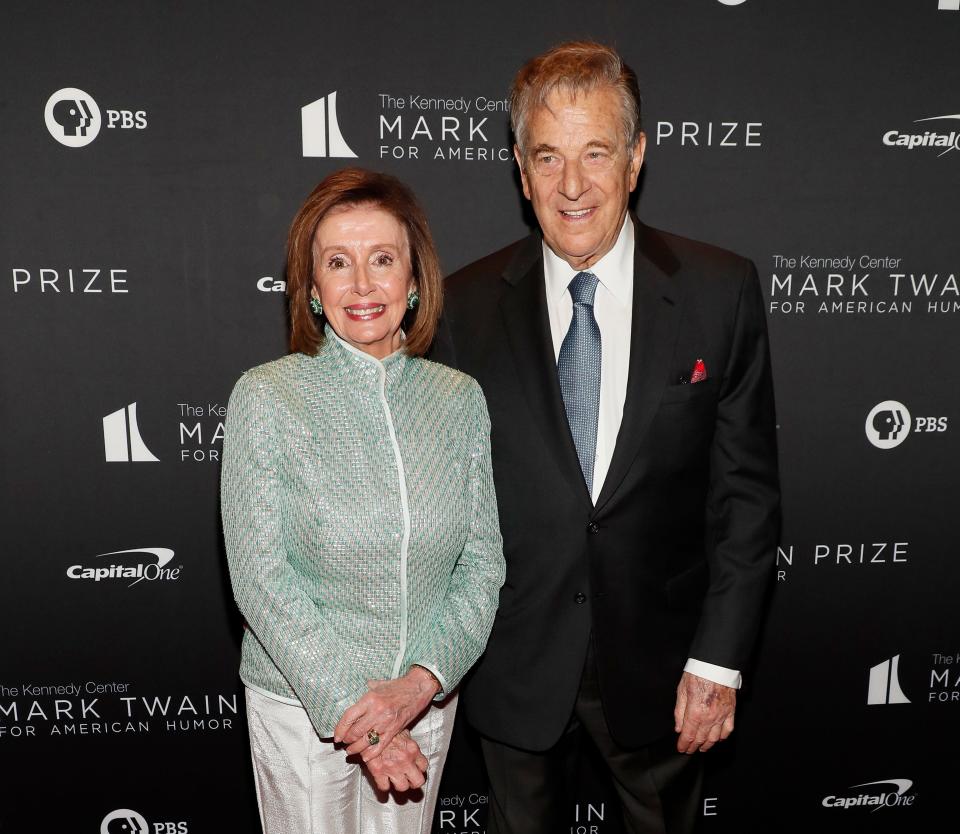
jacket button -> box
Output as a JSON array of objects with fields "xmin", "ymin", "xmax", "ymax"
[
  {"xmin": 587, "ymin": 522, "xmax": 600, "ymax": 534},
  {"xmin": 574, "ymin": 592, "xmax": 586, "ymax": 604}
]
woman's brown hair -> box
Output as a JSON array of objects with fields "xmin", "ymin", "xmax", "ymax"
[{"xmin": 286, "ymin": 167, "xmax": 442, "ymax": 357}]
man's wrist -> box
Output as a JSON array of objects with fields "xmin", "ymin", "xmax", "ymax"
[{"xmin": 683, "ymin": 658, "xmax": 742, "ymax": 689}]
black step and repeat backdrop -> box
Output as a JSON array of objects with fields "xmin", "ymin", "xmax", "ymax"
[{"xmin": 2, "ymin": 1, "xmax": 958, "ymax": 831}]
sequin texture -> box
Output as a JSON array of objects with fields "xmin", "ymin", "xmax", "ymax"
[{"xmin": 221, "ymin": 326, "xmax": 505, "ymax": 737}]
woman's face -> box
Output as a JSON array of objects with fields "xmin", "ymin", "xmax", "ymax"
[{"xmin": 312, "ymin": 204, "xmax": 413, "ymax": 360}]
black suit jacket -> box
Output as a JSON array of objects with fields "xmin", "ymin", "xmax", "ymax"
[{"xmin": 431, "ymin": 217, "xmax": 780, "ymax": 751}]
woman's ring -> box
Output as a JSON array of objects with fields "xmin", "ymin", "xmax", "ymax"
[{"xmin": 367, "ymin": 729, "xmax": 381, "ymax": 746}]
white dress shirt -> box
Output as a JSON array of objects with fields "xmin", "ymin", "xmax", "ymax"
[{"xmin": 542, "ymin": 216, "xmax": 742, "ymax": 690}]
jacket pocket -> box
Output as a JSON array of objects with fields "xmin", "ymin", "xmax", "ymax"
[{"xmin": 659, "ymin": 378, "xmax": 717, "ymax": 406}]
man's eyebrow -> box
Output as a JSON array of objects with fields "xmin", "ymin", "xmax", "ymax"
[
  {"xmin": 529, "ymin": 143, "xmax": 560, "ymax": 155},
  {"xmin": 584, "ymin": 139, "xmax": 616, "ymax": 151},
  {"xmin": 529, "ymin": 139, "xmax": 617, "ymax": 156}
]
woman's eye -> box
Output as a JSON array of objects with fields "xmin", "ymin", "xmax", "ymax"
[
  {"xmin": 373, "ymin": 253, "xmax": 394, "ymax": 267},
  {"xmin": 328, "ymin": 256, "xmax": 348, "ymax": 270}
]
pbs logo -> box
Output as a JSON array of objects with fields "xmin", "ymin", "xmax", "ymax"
[
  {"xmin": 101, "ymin": 810, "xmax": 149, "ymax": 834},
  {"xmin": 101, "ymin": 809, "xmax": 188, "ymax": 833},
  {"xmin": 865, "ymin": 400, "xmax": 948, "ymax": 449},
  {"xmin": 866, "ymin": 400, "xmax": 911, "ymax": 449},
  {"xmin": 44, "ymin": 87, "xmax": 147, "ymax": 147},
  {"xmin": 44, "ymin": 87, "xmax": 101, "ymax": 147}
]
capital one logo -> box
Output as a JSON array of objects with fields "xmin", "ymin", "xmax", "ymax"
[
  {"xmin": 101, "ymin": 809, "xmax": 148, "ymax": 834},
  {"xmin": 45, "ymin": 87, "xmax": 102, "ymax": 147},
  {"xmin": 865, "ymin": 400, "xmax": 911, "ymax": 449},
  {"xmin": 302, "ymin": 91, "xmax": 358, "ymax": 158},
  {"xmin": 883, "ymin": 114, "xmax": 960, "ymax": 158},
  {"xmin": 67, "ymin": 547, "xmax": 179, "ymax": 587},
  {"xmin": 868, "ymin": 654, "xmax": 910, "ymax": 705},
  {"xmin": 104, "ymin": 403, "xmax": 159, "ymax": 462},
  {"xmin": 257, "ymin": 275, "xmax": 287, "ymax": 293},
  {"xmin": 822, "ymin": 779, "xmax": 916, "ymax": 811}
]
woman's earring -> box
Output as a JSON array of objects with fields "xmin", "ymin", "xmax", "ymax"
[
  {"xmin": 406, "ymin": 287, "xmax": 420, "ymax": 310},
  {"xmin": 309, "ymin": 295, "xmax": 323, "ymax": 316}
]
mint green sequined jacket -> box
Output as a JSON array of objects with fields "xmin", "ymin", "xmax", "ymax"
[{"xmin": 221, "ymin": 328, "xmax": 505, "ymax": 737}]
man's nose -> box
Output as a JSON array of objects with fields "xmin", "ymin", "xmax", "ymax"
[{"xmin": 558, "ymin": 158, "xmax": 589, "ymax": 201}]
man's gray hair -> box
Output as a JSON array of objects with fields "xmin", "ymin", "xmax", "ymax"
[{"xmin": 510, "ymin": 41, "xmax": 643, "ymax": 160}]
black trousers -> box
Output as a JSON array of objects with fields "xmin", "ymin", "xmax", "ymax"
[{"xmin": 480, "ymin": 640, "xmax": 703, "ymax": 834}]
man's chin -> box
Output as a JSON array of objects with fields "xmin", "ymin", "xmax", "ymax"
[
  {"xmin": 553, "ymin": 243, "xmax": 603, "ymax": 270},
  {"xmin": 541, "ymin": 231, "xmax": 588, "ymax": 255}
]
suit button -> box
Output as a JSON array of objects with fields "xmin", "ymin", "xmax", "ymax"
[
  {"xmin": 587, "ymin": 522, "xmax": 600, "ymax": 534},
  {"xmin": 574, "ymin": 592, "xmax": 587, "ymax": 604}
]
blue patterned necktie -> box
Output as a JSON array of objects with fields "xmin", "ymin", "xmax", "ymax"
[{"xmin": 558, "ymin": 271, "xmax": 601, "ymax": 495}]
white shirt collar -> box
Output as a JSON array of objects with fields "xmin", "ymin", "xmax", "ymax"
[{"xmin": 542, "ymin": 215, "xmax": 634, "ymax": 306}]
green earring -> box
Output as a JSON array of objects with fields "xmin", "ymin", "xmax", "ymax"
[
  {"xmin": 309, "ymin": 295, "xmax": 323, "ymax": 316},
  {"xmin": 406, "ymin": 287, "xmax": 420, "ymax": 310}
]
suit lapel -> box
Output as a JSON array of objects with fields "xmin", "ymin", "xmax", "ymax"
[
  {"xmin": 499, "ymin": 236, "xmax": 593, "ymax": 507},
  {"xmin": 594, "ymin": 220, "xmax": 682, "ymax": 516}
]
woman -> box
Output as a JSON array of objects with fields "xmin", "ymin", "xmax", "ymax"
[{"xmin": 221, "ymin": 167, "xmax": 504, "ymax": 834}]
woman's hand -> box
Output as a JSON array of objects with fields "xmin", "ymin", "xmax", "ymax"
[
  {"xmin": 363, "ymin": 729, "xmax": 430, "ymax": 793},
  {"xmin": 334, "ymin": 666, "xmax": 441, "ymax": 761}
]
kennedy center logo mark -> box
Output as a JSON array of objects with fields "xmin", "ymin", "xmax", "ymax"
[
  {"xmin": 302, "ymin": 91, "xmax": 358, "ymax": 158},
  {"xmin": 45, "ymin": 87, "xmax": 102, "ymax": 147},
  {"xmin": 103, "ymin": 403, "xmax": 159, "ymax": 462},
  {"xmin": 868, "ymin": 655, "xmax": 910, "ymax": 705}
]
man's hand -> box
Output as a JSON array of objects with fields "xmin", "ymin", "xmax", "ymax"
[
  {"xmin": 334, "ymin": 667, "xmax": 440, "ymax": 762},
  {"xmin": 673, "ymin": 671, "xmax": 736, "ymax": 754},
  {"xmin": 363, "ymin": 729, "xmax": 430, "ymax": 793}
]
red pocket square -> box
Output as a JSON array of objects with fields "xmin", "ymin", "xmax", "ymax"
[{"xmin": 690, "ymin": 358, "xmax": 707, "ymax": 384}]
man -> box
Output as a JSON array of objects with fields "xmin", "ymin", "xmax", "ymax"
[{"xmin": 432, "ymin": 41, "xmax": 779, "ymax": 833}]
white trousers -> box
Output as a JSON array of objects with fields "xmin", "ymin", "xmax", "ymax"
[{"xmin": 245, "ymin": 687, "xmax": 457, "ymax": 834}]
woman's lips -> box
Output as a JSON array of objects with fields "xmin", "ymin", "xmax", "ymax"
[{"xmin": 344, "ymin": 304, "xmax": 386, "ymax": 321}]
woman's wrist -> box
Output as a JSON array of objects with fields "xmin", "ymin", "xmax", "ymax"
[{"xmin": 407, "ymin": 664, "xmax": 442, "ymax": 698}]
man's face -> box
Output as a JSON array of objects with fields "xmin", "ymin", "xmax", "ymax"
[{"xmin": 516, "ymin": 86, "xmax": 645, "ymax": 271}]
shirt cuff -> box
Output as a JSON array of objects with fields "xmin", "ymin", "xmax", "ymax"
[{"xmin": 684, "ymin": 658, "xmax": 742, "ymax": 689}]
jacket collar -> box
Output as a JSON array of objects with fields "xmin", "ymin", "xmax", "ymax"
[{"xmin": 319, "ymin": 324, "xmax": 409, "ymax": 390}]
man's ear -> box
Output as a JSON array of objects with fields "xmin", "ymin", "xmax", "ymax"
[
  {"xmin": 514, "ymin": 145, "xmax": 532, "ymax": 201},
  {"xmin": 628, "ymin": 132, "xmax": 646, "ymax": 193}
]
